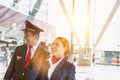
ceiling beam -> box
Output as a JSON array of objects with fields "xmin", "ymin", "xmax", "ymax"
[
  {"xmin": 85, "ymin": 0, "xmax": 91, "ymax": 47},
  {"xmin": 59, "ymin": 0, "xmax": 81, "ymax": 46},
  {"xmin": 0, "ymin": 9, "xmax": 10, "ymax": 19},
  {"xmin": 94, "ymin": 0, "xmax": 120, "ymax": 49},
  {"xmin": 29, "ymin": 0, "xmax": 43, "ymax": 17},
  {"xmin": 12, "ymin": 0, "xmax": 21, "ymax": 7},
  {"xmin": 0, "ymin": 12, "xmax": 18, "ymax": 23}
]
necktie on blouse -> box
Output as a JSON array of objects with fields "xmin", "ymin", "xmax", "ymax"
[{"xmin": 24, "ymin": 46, "xmax": 32, "ymax": 69}]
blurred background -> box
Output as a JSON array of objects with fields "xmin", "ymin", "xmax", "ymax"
[{"xmin": 0, "ymin": 0, "xmax": 120, "ymax": 80}]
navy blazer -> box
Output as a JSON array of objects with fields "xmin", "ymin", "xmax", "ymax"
[
  {"xmin": 3, "ymin": 44, "xmax": 50, "ymax": 80},
  {"xmin": 48, "ymin": 57, "xmax": 76, "ymax": 80}
]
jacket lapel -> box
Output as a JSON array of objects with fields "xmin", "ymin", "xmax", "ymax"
[
  {"xmin": 50, "ymin": 57, "xmax": 67, "ymax": 80},
  {"xmin": 15, "ymin": 45, "xmax": 27, "ymax": 71}
]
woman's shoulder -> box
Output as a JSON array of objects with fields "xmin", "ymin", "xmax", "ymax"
[
  {"xmin": 66, "ymin": 60, "xmax": 75, "ymax": 68},
  {"xmin": 64, "ymin": 59, "xmax": 76, "ymax": 74},
  {"xmin": 63, "ymin": 57, "xmax": 75, "ymax": 69}
]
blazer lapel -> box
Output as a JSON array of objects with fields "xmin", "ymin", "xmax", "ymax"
[
  {"xmin": 15, "ymin": 45, "xmax": 27, "ymax": 71},
  {"xmin": 50, "ymin": 57, "xmax": 67, "ymax": 80},
  {"xmin": 23, "ymin": 45, "xmax": 27, "ymax": 61}
]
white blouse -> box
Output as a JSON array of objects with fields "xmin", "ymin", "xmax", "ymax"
[{"xmin": 48, "ymin": 56, "xmax": 63, "ymax": 79}]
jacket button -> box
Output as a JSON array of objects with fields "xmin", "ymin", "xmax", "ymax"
[{"xmin": 22, "ymin": 73, "xmax": 24, "ymax": 75}]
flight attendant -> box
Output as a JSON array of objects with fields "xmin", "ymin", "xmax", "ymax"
[{"xmin": 47, "ymin": 37, "xmax": 76, "ymax": 80}]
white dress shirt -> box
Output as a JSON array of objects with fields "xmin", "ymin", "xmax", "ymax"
[{"xmin": 26, "ymin": 43, "xmax": 39, "ymax": 59}]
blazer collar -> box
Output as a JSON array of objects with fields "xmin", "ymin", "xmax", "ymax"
[{"xmin": 50, "ymin": 56, "xmax": 68, "ymax": 79}]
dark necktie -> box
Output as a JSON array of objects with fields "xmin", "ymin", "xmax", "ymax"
[
  {"xmin": 52, "ymin": 55, "xmax": 61, "ymax": 64},
  {"xmin": 25, "ymin": 46, "xmax": 32, "ymax": 69}
]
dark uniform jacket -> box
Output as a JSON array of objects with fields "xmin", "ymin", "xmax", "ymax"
[
  {"xmin": 46, "ymin": 57, "xmax": 76, "ymax": 80},
  {"xmin": 3, "ymin": 44, "xmax": 50, "ymax": 80}
]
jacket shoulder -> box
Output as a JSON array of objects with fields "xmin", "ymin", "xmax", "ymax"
[{"xmin": 64, "ymin": 58, "xmax": 76, "ymax": 72}]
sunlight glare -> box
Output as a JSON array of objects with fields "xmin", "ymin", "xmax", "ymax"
[{"xmin": 73, "ymin": 13, "xmax": 86, "ymax": 45}]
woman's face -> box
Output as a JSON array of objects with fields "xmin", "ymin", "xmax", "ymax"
[
  {"xmin": 24, "ymin": 31, "xmax": 38, "ymax": 46},
  {"xmin": 51, "ymin": 39, "xmax": 67, "ymax": 58}
]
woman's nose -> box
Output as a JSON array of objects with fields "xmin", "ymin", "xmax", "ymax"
[{"xmin": 51, "ymin": 44, "xmax": 55, "ymax": 48}]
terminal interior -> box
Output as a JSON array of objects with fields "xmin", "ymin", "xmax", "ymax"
[{"xmin": 0, "ymin": 0, "xmax": 120, "ymax": 80}]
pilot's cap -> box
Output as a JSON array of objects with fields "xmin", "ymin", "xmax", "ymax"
[{"xmin": 22, "ymin": 20, "xmax": 44, "ymax": 33}]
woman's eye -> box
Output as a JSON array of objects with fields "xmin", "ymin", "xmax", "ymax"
[
  {"xmin": 55, "ymin": 44, "xmax": 59, "ymax": 46},
  {"xmin": 53, "ymin": 43, "xmax": 59, "ymax": 46}
]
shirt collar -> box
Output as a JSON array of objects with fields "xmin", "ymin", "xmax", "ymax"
[{"xmin": 33, "ymin": 43, "xmax": 39, "ymax": 50}]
